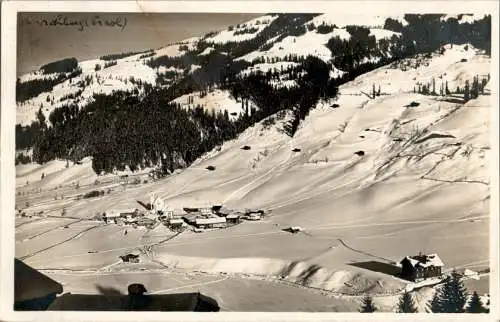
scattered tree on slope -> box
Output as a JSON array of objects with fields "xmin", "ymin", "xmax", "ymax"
[
  {"xmin": 396, "ymin": 291, "xmax": 418, "ymax": 313},
  {"xmin": 360, "ymin": 294, "xmax": 377, "ymax": 313},
  {"xmin": 466, "ymin": 291, "xmax": 489, "ymax": 313},
  {"xmin": 430, "ymin": 270, "xmax": 468, "ymax": 313}
]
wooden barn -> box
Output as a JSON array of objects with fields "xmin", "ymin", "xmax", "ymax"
[
  {"xmin": 216, "ymin": 207, "xmax": 231, "ymax": 217},
  {"xmin": 182, "ymin": 213, "xmax": 199, "ymax": 225},
  {"xmin": 195, "ymin": 217, "xmax": 226, "ymax": 229},
  {"xmin": 120, "ymin": 254, "xmax": 140, "ymax": 263},
  {"xmin": 399, "ymin": 253, "xmax": 444, "ymax": 282},
  {"xmin": 169, "ymin": 218, "xmax": 185, "ymax": 228},
  {"xmin": 226, "ymin": 214, "xmax": 241, "ymax": 224}
]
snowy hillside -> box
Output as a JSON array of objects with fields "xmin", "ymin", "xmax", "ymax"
[
  {"xmin": 16, "ymin": 41, "xmax": 491, "ymax": 309},
  {"xmin": 172, "ymin": 89, "xmax": 248, "ymax": 120},
  {"xmin": 14, "ymin": 12, "xmax": 492, "ymax": 312},
  {"xmin": 15, "ymin": 13, "xmax": 422, "ymax": 127}
]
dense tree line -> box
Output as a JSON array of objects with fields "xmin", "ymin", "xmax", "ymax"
[
  {"xmin": 40, "ymin": 57, "xmax": 78, "ymax": 74},
  {"xmin": 15, "ymin": 152, "xmax": 32, "ymax": 165},
  {"xmin": 29, "ymin": 90, "xmax": 237, "ymax": 174},
  {"xmin": 415, "ymin": 74, "xmax": 489, "ymax": 101},
  {"xmin": 100, "ymin": 49, "xmax": 152, "ymax": 61},
  {"xmin": 16, "ymin": 68, "xmax": 82, "ymax": 103},
  {"xmin": 383, "ymin": 14, "xmax": 491, "ymax": 56},
  {"xmin": 324, "ymin": 14, "xmax": 490, "ymax": 84},
  {"xmin": 316, "ymin": 22, "xmax": 336, "ymax": 34}
]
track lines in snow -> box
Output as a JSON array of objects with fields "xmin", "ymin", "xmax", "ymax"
[
  {"xmin": 20, "ymin": 219, "xmax": 82, "ymax": 241},
  {"xmin": 337, "ymin": 238, "xmax": 393, "ymax": 263},
  {"xmin": 19, "ymin": 224, "xmax": 103, "ymax": 261},
  {"xmin": 304, "ymin": 215, "xmax": 489, "ymax": 231},
  {"xmin": 148, "ymin": 276, "xmax": 230, "ymax": 294},
  {"xmin": 420, "ymin": 176, "xmax": 489, "ymax": 186}
]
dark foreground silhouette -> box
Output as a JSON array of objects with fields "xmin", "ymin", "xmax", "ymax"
[{"xmin": 14, "ymin": 258, "xmax": 219, "ymax": 311}]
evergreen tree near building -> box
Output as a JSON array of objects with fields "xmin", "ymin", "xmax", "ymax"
[
  {"xmin": 471, "ymin": 75, "xmax": 479, "ymax": 99},
  {"xmin": 464, "ymin": 80, "xmax": 470, "ymax": 101},
  {"xmin": 430, "ymin": 270, "xmax": 468, "ymax": 313},
  {"xmin": 480, "ymin": 78, "xmax": 487, "ymax": 94},
  {"xmin": 445, "ymin": 81, "xmax": 450, "ymax": 95},
  {"xmin": 466, "ymin": 291, "xmax": 488, "ymax": 313},
  {"xmin": 377, "ymin": 85, "xmax": 381, "ymax": 96},
  {"xmin": 360, "ymin": 294, "xmax": 377, "ymax": 313},
  {"xmin": 396, "ymin": 291, "xmax": 418, "ymax": 313}
]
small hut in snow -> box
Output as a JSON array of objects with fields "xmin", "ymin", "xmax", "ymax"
[{"xmin": 399, "ymin": 253, "xmax": 444, "ymax": 282}]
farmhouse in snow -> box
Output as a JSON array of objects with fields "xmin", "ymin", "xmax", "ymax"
[
  {"xmin": 399, "ymin": 253, "xmax": 444, "ymax": 282},
  {"xmin": 195, "ymin": 217, "xmax": 226, "ymax": 229}
]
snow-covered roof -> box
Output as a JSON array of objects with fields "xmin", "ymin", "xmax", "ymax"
[
  {"xmin": 195, "ymin": 217, "xmax": 226, "ymax": 225},
  {"xmin": 401, "ymin": 253, "xmax": 444, "ymax": 268},
  {"xmin": 106, "ymin": 208, "xmax": 138, "ymax": 215},
  {"xmin": 226, "ymin": 214, "xmax": 240, "ymax": 219}
]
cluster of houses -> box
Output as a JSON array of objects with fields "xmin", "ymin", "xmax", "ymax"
[{"xmin": 101, "ymin": 192, "xmax": 266, "ymax": 232}]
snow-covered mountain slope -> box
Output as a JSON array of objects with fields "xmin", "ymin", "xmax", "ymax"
[
  {"xmin": 16, "ymin": 13, "xmax": 417, "ymax": 127},
  {"xmin": 205, "ymin": 15, "xmax": 277, "ymax": 44},
  {"xmin": 17, "ymin": 43, "xmax": 491, "ymax": 274},
  {"xmin": 172, "ymin": 89, "xmax": 249, "ymax": 120},
  {"xmin": 311, "ymin": 14, "xmax": 408, "ymax": 28}
]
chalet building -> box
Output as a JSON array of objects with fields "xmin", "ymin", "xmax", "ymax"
[
  {"xmin": 399, "ymin": 253, "xmax": 444, "ymax": 282},
  {"xmin": 169, "ymin": 218, "xmax": 185, "ymax": 228},
  {"xmin": 195, "ymin": 217, "xmax": 226, "ymax": 229},
  {"xmin": 105, "ymin": 209, "xmax": 139, "ymax": 222},
  {"xmin": 183, "ymin": 207, "xmax": 200, "ymax": 214},
  {"xmin": 182, "ymin": 213, "xmax": 199, "ymax": 226},
  {"xmin": 136, "ymin": 217, "xmax": 155, "ymax": 228},
  {"xmin": 120, "ymin": 254, "xmax": 140, "ymax": 263},
  {"xmin": 211, "ymin": 205, "xmax": 223, "ymax": 213},
  {"xmin": 158, "ymin": 209, "xmax": 174, "ymax": 220},
  {"xmin": 246, "ymin": 213, "xmax": 261, "ymax": 221},
  {"xmin": 217, "ymin": 207, "xmax": 231, "ymax": 217},
  {"xmin": 119, "ymin": 209, "xmax": 140, "ymax": 218},
  {"xmin": 226, "ymin": 214, "xmax": 241, "ymax": 224},
  {"xmin": 200, "ymin": 207, "xmax": 213, "ymax": 217}
]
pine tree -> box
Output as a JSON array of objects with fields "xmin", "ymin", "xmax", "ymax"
[
  {"xmin": 464, "ymin": 80, "xmax": 470, "ymax": 101},
  {"xmin": 481, "ymin": 78, "xmax": 487, "ymax": 94},
  {"xmin": 397, "ymin": 291, "xmax": 418, "ymax": 313},
  {"xmin": 472, "ymin": 75, "xmax": 479, "ymax": 99},
  {"xmin": 430, "ymin": 270, "xmax": 468, "ymax": 313},
  {"xmin": 360, "ymin": 294, "xmax": 377, "ymax": 313},
  {"xmin": 432, "ymin": 77, "xmax": 436, "ymax": 95},
  {"xmin": 377, "ymin": 85, "xmax": 381, "ymax": 96},
  {"xmin": 466, "ymin": 291, "xmax": 488, "ymax": 313},
  {"xmin": 372, "ymin": 84, "xmax": 376, "ymax": 99},
  {"xmin": 445, "ymin": 81, "xmax": 450, "ymax": 95}
]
